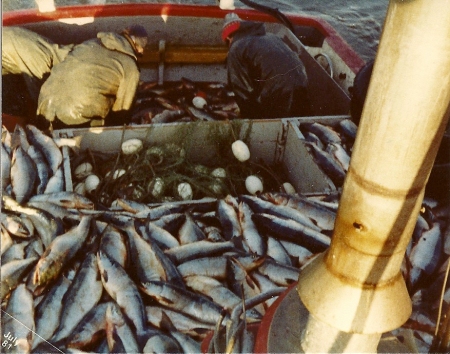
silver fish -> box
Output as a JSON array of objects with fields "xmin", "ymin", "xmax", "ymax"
[
  {"xmin": 52, "ymin": 253, "xmax": 103, "ymax": 342},
  {"xmin": 217, "ymin": 197, "xmax": 242, "ymax": 240},
  {"xmin": 1, "ymin": 257, "xmax": 38, "ymax": 300},
  {"xmin": 26, "ymin": 125, "xmax": 62, "ymax": 174},
  {"xmin": 178, "ymin": 212, "xmax": 207, "ymax": 245},
  {"xmin": 11, "ymin": 124, "xmax": 31, "ymax": 151},
  {"xmin": 263, "ymin": 193, "xmax": 336, "ymax": 231},
  {"xmin": 165, "ymin": 239, "xmax": 237, "ymax": 264},
  {"xmin": 1, "ymin": 241, "xmax": 28, "ymax": 263},
  {"xmin": 27, "ymin": 145, "xmax": 51, "ymax": 195},
  {"xmin": 279, "ymin": 240, "xmax": 314, "ymax": 267},
  {"xmin": 177, "ymin": 256, "xmax": 228, "ymax": 280},
  {"xmin": 140, "ymin": 280, "xmax": 224, "ymax": 325},
  {"xmin": 1, "ymin": 225, "xmax": 14, "ymax": 255},
  {"xmin": 306, "ymin": 141, "xmax": 346, "ymax": 187},
  {"xmin": 2, "ymin": 284, "xmax": 35, "ymax": 353},
  {"xmin": 105, "ymin": 302, "xmax": 140, "ymax": 354},
  {"xmin": 97, "ymin": 250, "xmax": 148, "ymax": 339},
  {"xmin": 339, "ymin": 119, "xmax": 358, "ymax": 140},
  {"xmin": 44, "ymin": 164, "xmax": 65, "ymax": 194},
  {"xmin": 28, "ymin": 191, "xmax": 94, "ymax": 210},
  {"xmin": 238, "ymin": 201, "xmax": 266, "ymax": 256},
  {"xmin": 303, "ymin": 122, "xmax": 342, "ymax": 145},
  {"xmin": 11, "ymin": 146, "xmax": 37, "ymax": 203},
  {"xmin": 326, "ymin": 142, "xmax": 351, "ymax": 171},
  {"xmin": 142, "ymin": 221, "xmax": 180, "ymax": 249},
  {"xmin": 26, "ymin": 200, "xmax": 81, "ymax": 221},
  {"xmin": 135, "ymin": 203, "xmax": 184, "ymax": 219},
  {"xmin": 146, "ymin": 305, "xmax": 214, "ymax": 338},
  {"xmin": 252, "ymin": 213, "xmax": 331, "ymax": 253},
  {"xmin": 266, "ymin": 236, "xmax": 292, "ymax": 267},
  {"xmin": 99, "ymin": 225, "xmax": 128, "ymax": 269},
  {"xmin": 240, "ymin": 194, "xmax": 322, "ymax": 231},
  {"xmin": 143, "ymin": 332, "xmax": 182, "ymax": 353},
  {"xmin": 409, "ymin": 221, "xmax": 443, "ymax": 275},
  {"xmin": 126, "ymin": 225, "xmax": 185, "ymax": 287},
  {"xmin": 65, "ymin": 302, "xmax": 109, "ymax": 350},
  {"xmin": 227, "ymin": 257, "xmax": 264, "ymax": 315},
  {"xmin": 184, "ymin": 274, "xmax": 262, "ymax": 320},
  {"xmin": 257, "ymin": 258, "xmax": 300, "ymax": 286},
  {"xmin": 33, "ymin": 216, "xmax": 92, "ymax": 286},
  {"xmin": 1, "ymin": 212, "xmax": 32, "ymax": 238},
  {"xmin": 33, "ymin": 275, "xmax": 72, "ymax": 349},
  {"xmin": 1, "ymin": 142, "xmax": 11, "ymax": 188}
]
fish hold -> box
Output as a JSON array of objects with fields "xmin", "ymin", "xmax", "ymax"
[{"xmin": 252, "ymin": 213, "xmax": 331, "ymax": 253}]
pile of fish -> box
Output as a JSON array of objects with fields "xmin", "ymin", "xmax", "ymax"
[
  {"xmin": 130, "ymin": 79, "xmax": 240, "ymax": 125},
  {"xmin": 1, "ymin": 124, "xmax": 449, "ymax": 353},
  {"xmin": 299, "ymin": 120, "xmax": 357, "ymax": 188}
]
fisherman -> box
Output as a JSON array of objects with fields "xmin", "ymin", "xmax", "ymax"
[
  {"xmin": 222, "ymin": 13, "xmax": 311, "ymax": 119},
  {"xmin": 36, "ymin": 25, "xmax": 148, "ymax": 130},
  {"xmin": 2, "ymin": 27, "xmax": 74, "ymax": 117}
]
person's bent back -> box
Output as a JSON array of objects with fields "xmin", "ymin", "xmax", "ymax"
[
  {"xmin": 2, "ymin": 27, "xmax": 73, "ymax": 104},
  {"xmin": 36, "ymin": 25, "xmax": 148, "ymax": 130},
  {"xmin": 223, "ymin": 14, "xmax": 311, "ymax": 118}
]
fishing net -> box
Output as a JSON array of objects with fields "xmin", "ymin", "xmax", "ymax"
[{"xmin": 70, "ymin": 120, "xmax": 286, "ymax": 206}]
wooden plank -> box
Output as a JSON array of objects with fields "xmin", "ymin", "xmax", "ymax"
[{"xmin": 138, "ymin": 45, "xmax": 228, "ymax": 64}]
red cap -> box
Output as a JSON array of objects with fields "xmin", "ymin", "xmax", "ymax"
[{"xmin": 221, "ymin": 13, "xmax": 242, "ymax": 42}]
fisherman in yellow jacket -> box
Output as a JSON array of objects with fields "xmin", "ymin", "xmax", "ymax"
[
  {"xmin": 2, "ymin": 27, "xmax": 74, "ymax": 118},
  {"xmin": 37, "ymin": 25, "xmax": 148, "ymax": 129}
]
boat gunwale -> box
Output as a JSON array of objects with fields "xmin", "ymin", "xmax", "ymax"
[{"xmin": 2, "ymin": 3, "xmax": 364, "ymax": 73}]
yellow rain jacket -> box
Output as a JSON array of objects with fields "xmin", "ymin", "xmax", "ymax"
[
  {"xmin": 2, "ymin": 27, "xmax": 73, "ymax": 102},
  {"xmin": 37, "ymin": 32, "xmax": 140, "ymax": 127}
]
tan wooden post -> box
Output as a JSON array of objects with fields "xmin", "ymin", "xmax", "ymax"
[{"xmin": 297, "ymin": 0, "xmax": 450, "ymax": 352}]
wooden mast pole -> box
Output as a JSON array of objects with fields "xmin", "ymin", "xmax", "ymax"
[{"xmin": 297, "ymin": 0, "xmax": 450, "ymax": 351}]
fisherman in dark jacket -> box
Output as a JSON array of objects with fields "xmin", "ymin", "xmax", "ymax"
[
  {"xmin": 2, "ymin": 27, "xmax": 74, "ymax": 117},
  {"xmin": 222, "ymin": 13, "xmax": 311, "ymax": 119},
  {"xmin": 36, "ymin": 25, "xmax": 148, "ymax": 129}
]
